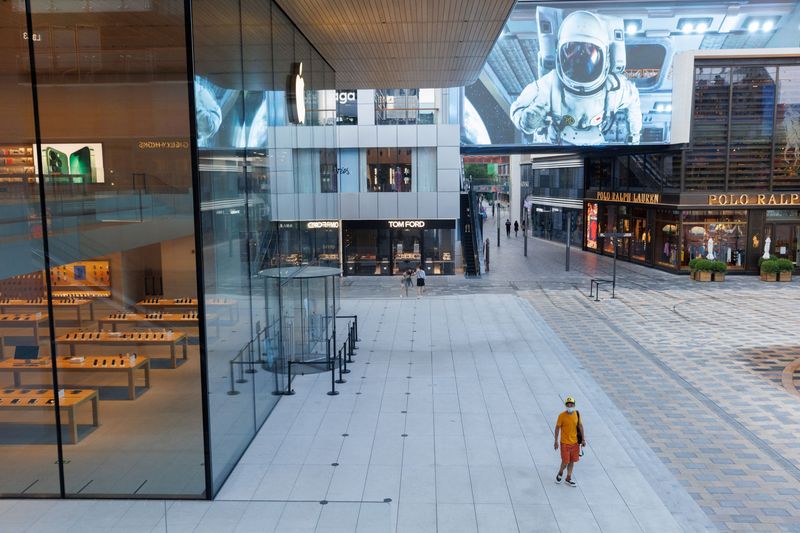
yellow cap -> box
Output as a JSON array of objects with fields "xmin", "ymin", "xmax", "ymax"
[{"xmin": 565, "ymin": 396, "xmax": 576, "ymax": 404}]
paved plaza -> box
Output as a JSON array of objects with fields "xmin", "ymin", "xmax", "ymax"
[{"xmin": 2, "ymin": 215, "xmax": 800, "ymax": 531}]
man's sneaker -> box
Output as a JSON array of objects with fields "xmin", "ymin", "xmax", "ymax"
[
  {"xmin": 565, "ymin": 479, "xmax": 577, "ymax": 487},
  {"xmin": 555, "ymin": 473, "xmax": 563, "ymax": 484}
]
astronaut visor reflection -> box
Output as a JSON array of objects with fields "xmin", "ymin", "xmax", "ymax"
[{"xmin": 559, "ymin": 42, "xmax": 605, "ymax": 83}]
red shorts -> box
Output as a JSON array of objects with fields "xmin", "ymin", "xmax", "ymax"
[{"xmin": 560, "ymin": 443, "xmax": 580, "ymax": 463}]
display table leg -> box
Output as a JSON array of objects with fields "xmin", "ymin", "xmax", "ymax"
[
  {"xmin": 127, "ymin": 370, "xmax": 135, "ymax": 400},
  {"xmin": 182, "ymin": 338, "xmax": 188, "ymax": 360},
  {"xmin": 69, "ymin": 344, "xmax": 76, "ymax": 356},
  {"xmin": 89, "ymin": 303, "xmax": 95, "ymax": 321},
  {"xmin": 76, "ymin": 307, "xmax": 82, "ymax": 327},
  {"xmin": 170, "ymin": 344, "xmax": 177, "ymax": 369},
  {"xmin": 13, "ymin": 370, "xmax": 21, "ymax": 387},
  {"xmin": 66, "ymin": 407, "xmax": 77, "ymax": 444},
  {"xmin": 143, "ymin": 361, "xmax": 151, "ymax": 389},
  {"xmin": 91, "ymin": 396, "xmax": 99, "ymax": 426}
]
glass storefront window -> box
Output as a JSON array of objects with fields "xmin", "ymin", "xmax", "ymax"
[
  {"xmin": 586, "ymin": 203, "xmax": 599, "ymax": 250},
  {"xmin": 655, "ymin": 210, "xmax": 679, "ymax": 268},
  {"xmin": 375, "ymin": 89, "xmax": 437, "ymax": 125},
  {"xmin": 366, "ymin": 148, "xmax": 412, "ymax": 192},
  {"xmin": 765, "ymin": 210, "xmax": 800, "ymax": 267},
  {"xmin": 628, "ymin": 207, "xmax": 650, "ymax": 262},
  {"xmin": 392, "ymin": 229, "xmax": 423, "ymax": 274},
  {"xmin": 423, "ymin": 228, "xmax": 455, "ymax": 275},
  {"xmin": 681, "ymin": 211, "xmax": 747, "ymax": 270},
  {"xmin": 601, "ymin": 205, "xmax": 618, "ymax": 254}
]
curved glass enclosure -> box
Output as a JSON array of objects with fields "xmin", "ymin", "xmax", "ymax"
[{"xmin": 259, "ymin": 267, "xmax": 340, "ymax": 382}]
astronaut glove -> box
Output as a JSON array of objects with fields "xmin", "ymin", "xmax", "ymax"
[{"xmin": 519, "ymin": 102, "xmax": 548, "ymax": 134}]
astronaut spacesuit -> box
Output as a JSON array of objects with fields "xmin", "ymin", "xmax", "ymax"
[{"xmin": 510, "ymin": 10, "xmax": 642, "ymax": 145}]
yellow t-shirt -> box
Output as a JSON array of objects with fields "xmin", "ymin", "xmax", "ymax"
[{"xmin": 557, "ymin": 411, "xmax": 579, "ymax": 444}]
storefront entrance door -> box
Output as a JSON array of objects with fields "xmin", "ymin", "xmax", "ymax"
[{"xmin": 767, "ymin": 223, "xmax": 800, "ymax": 267}]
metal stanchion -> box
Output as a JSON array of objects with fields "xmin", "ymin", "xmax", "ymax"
[
  {"xmin": 336, "ymin": 347, "xmax": 347, "ymax": 384},
  {"xmin": 235, "ymin": 349, "xmax": 247, "ymax": 384},
  {"xmin": 227, "ymin": 360, "xmax": 239, "ymax": 395},
  {"xmin": 327, "ymin": 352, "xmax": 339, "ymax": 395},
  {"xmin": 354, "ymin": 315, "xmax": 360, "ymax": 342}
]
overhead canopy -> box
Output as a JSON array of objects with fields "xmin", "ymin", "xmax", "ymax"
[{"xmin": 275, "ymin": 0, "xmax": 516, "ymax": 88}]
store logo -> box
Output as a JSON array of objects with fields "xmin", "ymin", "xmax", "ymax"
[
  {"xmin": 709, "ymin": 193, "xmax": 800, "ymax": 206},
  {"xmin": 287, "ymin": 62, "xmax": 306, "ymax": 124},
  {"xmin": 388, "ymin": 220, "xmax": 426, "ymax": 228},
  {"xmin": 337, "ymin": 91, "xmax": 356, "ymax": 104},
  {"xmin": 307, "ymin": 221, "xmax": 340, "ymax": 229}
]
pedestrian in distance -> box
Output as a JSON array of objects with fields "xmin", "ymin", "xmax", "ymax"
[
  {"xmin": 415, "ymin": 264, "xmax": 426, "ymax": 298},
  {"xmin": 401, "ymin": 269, "xmax": 412, "ymax": 298},
  {"xmin": 514, "ymin": 220, "xmax": 519, "ymax": 237},
  {"xmin": 505, "ymin": 219, "xmax": 511, "ymax": 238},
  {"xmin": 554, "ymin": 395, "xmax": 586, "ymax": 488}
]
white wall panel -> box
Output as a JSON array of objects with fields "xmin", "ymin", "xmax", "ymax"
[
  {"xmin": 437, "ymin": 192, "xmax": 460, "ymax": 219},
  {"xmin": 436, "ymin": 146, "xmax": 461, "ymax": 170},
  {"xmin": 358, "ymin": 193, "xmax": 378, "ymax": 219},
  {"xmin": 418, "ymin": 192, "xmax": 438, "ymax": 218},
  {"xmin": 436, "ymin": 124, "xmax": 460, "ymax": 147},
  {"xmin": 377, "ymin": 193, "xmax": 398, "ymax": 219},
  {"xmin": 377, "ymin": 125, "xmax": 398, "ymax": 147},
  {"xmin": 397, "ymin": 125, "xmax": 417, "ymax": 146},
  {"xmin": 438, "ymin": 168, "xmax": 460, "ymax": 192},
  {"xmin": 358, "ymin": 125, "xmax": 377, "ymax": 146},
  {"xmin": 417, "ymin": 125, "xmax": 437, "ymax": 146},
  {"xmin": 397, "ymin": 192, "xmax": 418, "ymax": 218},
  {"xmin": 340, "ymin": 192, "xmax": 359, "ymax": 219}
]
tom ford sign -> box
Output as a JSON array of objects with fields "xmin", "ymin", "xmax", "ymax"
[
  {"xmin": 709, "ymin": 193, "xmax": 800, "ymax": 206},
  {"xmin": 595, "ymin": 191, "xmax": 661, "ymax": 204},
  {"xmin": 388, "ymin": 220, "xmax": 426, "ymax": 228}
]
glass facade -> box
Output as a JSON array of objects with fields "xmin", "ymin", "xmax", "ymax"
[{"xmin": 0, "ymin": 0, "xmax": 336, "ymax": 499}]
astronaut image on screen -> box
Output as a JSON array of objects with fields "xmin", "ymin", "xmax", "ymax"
[{"xmin": 510, "ymin": 8, "xmax": 642, "ymax": 145}]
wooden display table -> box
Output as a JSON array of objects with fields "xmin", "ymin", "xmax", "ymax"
[
  {"xmin": 136, "ymin": 297, "xmax": 237, "ymax": 321},
  {"xmin": 97, "ymin": 311, "xmax": 213, "ymax": 332},
  {"xmin": 0, "ymin": 387, "xmax": 99, "ymax": 443},
  {"xmin": 0, "ymin": 298, "xmax": 94, "ymax": 326},
  {"xmin": 0, "ymin": 355, "xmax": 150, "ymax": 400},
  {"xmin": 0, "ymin": 313, "xmax": 49, "ymax": 358},
  {"xmin": 57, "ymin": 331, "xmax": 188, "ymax": 369}
]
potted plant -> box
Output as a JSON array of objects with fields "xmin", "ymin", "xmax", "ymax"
[
  {"xmin": 760, "ymin": 258, "xmax": 778, "ymax": 282},
  {"xmin": 711, "ymin": 260, "xmax": 727, "ymax": 282},
  {"xmin": 689, "ymin": 258, "xmax": 713, "ymax": 282},
  {"xmin": 776, "ymin": 258, "xmax": 794, "ymax": 282}
]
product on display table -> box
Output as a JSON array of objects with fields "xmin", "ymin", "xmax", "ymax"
[
  {"xmin": 52, "ymin": 290, "xmax": 111, "ymax": 299},
  {"xmin": 0, "ymin": 298, "xmax": 94, "ymax": 326},
  {"xmin": 57, "ymin": 331, "xmax": 188, "ymax": 369},
  {"xmin": 0, "ymin": 354, "xmax": 150, "ymax": 400},
  {"xmin": 0, "ymin": 387, "xmax": 99, "ymax": 443},
  {"xmin": 97, "ymin": 312, "xmax": 218, "ymax": 335},
  {"xmin": 0, "ymin": 313, "xmax": 49, "ymax": 358},
  {"xmin": 136, "ymin": 297, "xmax": 238, "ymax": 321}
]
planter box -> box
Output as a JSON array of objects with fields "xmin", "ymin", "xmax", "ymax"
[
  {"xmin": 779, "ymin": 271, "xmax": 793, "ymax": 282},
  {"xmin": 713, "ymin": 272, "xmax": 725, "ymax": 282},
  {"xmin": 760, "ymin": 272, "xmax": 777, "ymax": 282},
  {"xmin": 694, "ymin": 271, "xmax": 712, "ymax": 282}
]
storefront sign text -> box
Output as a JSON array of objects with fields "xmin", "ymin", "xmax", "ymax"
[
  {"xmin": 595, "ymin": 191, "xmax": 661, "ymax": 204},
  {"xmin": 388, "ymin": 220, "xmax": 426, "ymax": 228},
  {"xmin": 138, "ymin": 140, "xmax": 190, "ymax": 149},
  {"xmin": 307, "ymin": 221, "xmax": 339, "ymax": 229},
  {"xmin": 709, "ymin": 193, "xmax": 800, "ymax": 206}
]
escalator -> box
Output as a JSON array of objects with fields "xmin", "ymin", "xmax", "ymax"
[{"xmin": 460, "ymin": 190, "xmax": 481, "ymax": 277}]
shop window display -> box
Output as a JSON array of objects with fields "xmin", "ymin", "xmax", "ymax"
[
  {"xmin": 655, "ymin": 210, "xmax": 679, "ymax": 268},
  {"xmin": 681, "ymin": 211, "xmax": 747, "ymax": 270},
  {"xmin": 366, "ymin": 148, "xmax": 412, "ymax": 192},
  {"xmin": 586, "ymin": 203, "xmax": 599, "ymax": 250}
]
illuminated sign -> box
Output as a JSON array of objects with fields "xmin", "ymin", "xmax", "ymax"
[
  {"xmin": 287, "ymin": 62, "xmax": 306, "ymax": 125},
  {"xmin": 388, "ymin": 220, "xmax": 426, "ymax": 228},
  {"xmin": 337, "ymin": 90, "xmax": 356, "ymax": 104},
  {"xmin": 307, "ymin": 221, "xmax": 340, "ymax": 229},
  {"xmin": 595, "ymin": 191, "xmax": 661, "ymax": 204},
  {"xmin": 708, "ymin": 193, "xmax": 800, "ymax": 206}
]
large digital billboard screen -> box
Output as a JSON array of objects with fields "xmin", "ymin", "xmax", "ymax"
[{"xmin": 462, "ymin": 0, "xmax": 800, "ymax": 147}]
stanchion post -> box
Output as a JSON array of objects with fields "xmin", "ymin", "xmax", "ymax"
[
  {"xmin": 327, "ymin": 351, "xmax": 339, "ymax": 395},
  {"xmin": 354, "ymin": 315, "xmax": 360, "ymax": 342},
  {"xmin": 227, "ymin": 360, "xmax": 239, "ymax": 395},
  {"xmin": 336, "ymin": 346, "xmax": 346, "ymax": 384}
]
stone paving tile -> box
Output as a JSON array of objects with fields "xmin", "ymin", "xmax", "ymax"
[{"xmin": 341, "ymin": 215, "xmax": 800, "ymax": 532}]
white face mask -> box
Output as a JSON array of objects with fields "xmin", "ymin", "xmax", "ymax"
[{"xmin": 566, "ymin": 407, "xmax": 575, "ymax": 414}]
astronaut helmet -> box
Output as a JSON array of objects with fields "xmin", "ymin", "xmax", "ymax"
[{"xmin": 556, "ymin": 10, "xmax": 610, "ymax": 94}]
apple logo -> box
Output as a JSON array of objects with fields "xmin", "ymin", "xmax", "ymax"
[{"xmin": 288, "ymin": 62, "xmax": 306, "ymax": 124}]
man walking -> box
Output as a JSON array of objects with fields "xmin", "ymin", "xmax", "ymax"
[
  {"xmin": 554, "ymin": 396, "xmax": 585, "ymax": 487},
  {"xmin": 513, "ymin": 220, "xmax": 519, "ymax": 237},
  {"xmin": 505, "ymin": 219, "xmax": 511, "ymax": 238}
]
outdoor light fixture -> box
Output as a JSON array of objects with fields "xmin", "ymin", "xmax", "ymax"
[
  {"xmin": 624, "ymin": 19, "xmax": 642, "ymax": 35},
  {"xmin": 743, "ymin": 17, "xmax": 779, "ymax": 33},
  {"xmin": 677, "ymin": 18, "xmax": 713, "ymax": 34}
]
